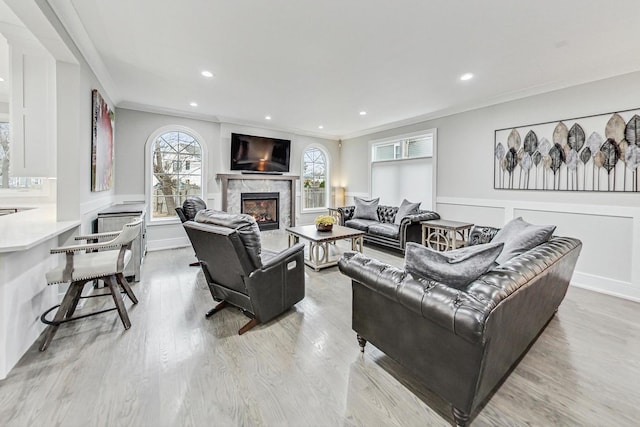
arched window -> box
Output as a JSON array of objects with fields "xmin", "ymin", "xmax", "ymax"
[
  {"xmin": 147, "ymin": 128, "xmax": 204, "ymax": 220},
  {"xmin": 302, "ymin": 146, "xmax": 329, "ymax": 210}
]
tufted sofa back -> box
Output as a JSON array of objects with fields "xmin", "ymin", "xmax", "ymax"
[{"xmin": 377, "ymin": 206, "xmax": 398, "ymax": 223}]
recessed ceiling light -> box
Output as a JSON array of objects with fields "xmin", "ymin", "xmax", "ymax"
[
  {"xmin": 359, "ymin": 111, "xmax": 367, "ymax": 116},
  {"xmin": 318, "ymin": 125, "xmax": 324, "ymax": 129},
  {"xmin": 460, "ymin": 73, "xmax": 474, "ymax": 81},
  {"xmin": 265, "ymin": 115, "xmax": 272, "ymax": 120},
  {"xmin": 189, "ymin": 102, "xmax": 198, "ymax": 107},
  {"xmin": 0, "ymin": 77, "xmax": 4, "ymax": 82},
  {"xmin": 201, "ymin": 70, "xmax": 214, "ymax": 78}
]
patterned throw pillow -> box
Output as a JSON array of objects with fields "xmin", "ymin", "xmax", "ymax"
[
  {"xmin": 404, "ymin": 241, "xmax": 504, "ymax": 289},
  {"xmin": 393, "ymin": 199, "xmax": 421, "ymax": 225},
  {"xmin": 353, "ymin": 197, "xmax": 380, "ymax": 220}
]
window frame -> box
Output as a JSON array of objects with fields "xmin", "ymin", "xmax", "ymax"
[
  {"xmin": 301, "ymin": 145, "xmax": 331, "ymax": 213},
  {"xmin": 0, "ymin": 115, "xmax": 52, "ymax": 198},
  {"xmin": 144, "ymin": 125, "xmax": 207, "ymax": 224},
  {"xmin": 371, "ymin": 130, "xmax": 434, "ymax": 163},
  {"xmin": 367, "ymin": 128, "xmax": 437, "ymax": 208}
]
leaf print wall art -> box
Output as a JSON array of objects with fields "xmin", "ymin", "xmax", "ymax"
[{"xmin": 494, "ymin": 108, "xmax": 640, "ymax": 192}]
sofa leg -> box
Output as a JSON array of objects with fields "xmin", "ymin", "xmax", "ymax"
[
  {"xmin": 238, "ymin": 318, "xmax": 258, "ymax": 335},
  {"xmin": 356, "ymin": 334, "xmax": 367, "ymax": 352},
  {"xmin": 452, "ymin": 407, "xmax": 469, "ymax": 427},
  {"xmin": 206, "ymin": 300, "xmax": 228, "ymax": 318}
]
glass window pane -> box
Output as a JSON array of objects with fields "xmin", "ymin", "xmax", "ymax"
[
  {"xmin": 0, "ymin": 122, "xmax": 43, "ymax": 190},
  {"xmin": 151, "ymin": 131, "xmax": 203, "ymax": 219},
  {"xmin": 406, "ymin": 136, "xmax": 433, "ymax": 158},
  {"xmin": 302, "ymin": 147, "xmax": 328, "ymax": 209},
  {"xmin": 374, "ymin": 144, "xmax": 395, "ymax": 161}
]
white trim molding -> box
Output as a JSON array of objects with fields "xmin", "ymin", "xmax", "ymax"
[{"xmin": 436, "ymin": 196, "xmax": 640, "ymax": 302}]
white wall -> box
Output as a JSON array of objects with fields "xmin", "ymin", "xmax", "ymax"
[
  {"xmin": 113, "ymin": 108, "xmax": 221, "ymax": 250},
  {"xmin": 342, "ymin": 71, "xmax": 640, "ymax": 301},
  {"xmin": 55, "ymin": 58, "xmax": 118, "ymax": 233}
]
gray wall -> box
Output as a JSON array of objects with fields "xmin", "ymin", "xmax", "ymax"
[
  {"xmin": 342, "ymin": 71, "xmax": 640, "ymax": 301},
  {"xmin": 114, "ymin": 109, "xmax": 339, "ymax": 249}
]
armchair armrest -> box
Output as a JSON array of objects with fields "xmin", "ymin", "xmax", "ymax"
[
  {"xmin": 50, "ymin": 241, "xmax": 122, "ymax": 254},
  {"xmin": 336, "ymin": 206, "xmax": 355, "ymax": 225},
  {"xmin": 260, "ymin": 243, "xmax": 305, "ymax": 270},
  {"xmin": 74, "ymin": 231, "xmax": 120, "ymax": 241},
  {"xmin": 248, "ymin": 243, "xmax": 305, "ymax": 323},
  {"xmin": 399, "ymin": 210, "xmax": 440, "ymax": 225},
  {"xmin": 468, "ymin": 225, "xmax": 500, "ymax": 246},
  {"xmin": 398, "ymin": 210, "xmax": 440, "ymax": 247}
]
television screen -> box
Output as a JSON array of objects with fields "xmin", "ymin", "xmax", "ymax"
[{"xmin": 230, "ymin": 133, "xmax": 291, "ymax": 173}]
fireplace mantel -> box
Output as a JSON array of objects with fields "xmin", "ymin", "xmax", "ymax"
[{"xmin": 217, "ymin": 173, "xmax": 300, "ymax": 227}]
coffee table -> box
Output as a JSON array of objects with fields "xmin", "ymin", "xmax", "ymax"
[{"xmin": 286, "ymin": 225, "xmax": 365, "ymax": 271}]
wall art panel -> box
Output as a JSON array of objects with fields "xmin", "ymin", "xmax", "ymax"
[
  {"xmin": 494, "ymin": 108, "xmax": 640, "ymax": 192},
  {"xmin": 91, "ymin": 89, "xmax": 114, "ymax": 192}
]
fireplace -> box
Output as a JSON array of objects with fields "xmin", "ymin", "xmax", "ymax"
[{"xmin": 241, "ymin": 192, "xmax": 280, "ymax": 231}]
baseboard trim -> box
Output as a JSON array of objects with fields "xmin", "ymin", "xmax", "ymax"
[
  {"xmin": 147, "ymin": 237, "xmax": 191, "ymax": 252},
  {"xmin": 571, "ymin": 271, "xmax": 640, "ymax": 303}
]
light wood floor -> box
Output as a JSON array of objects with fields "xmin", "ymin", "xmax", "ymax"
[{"xmin": 1, "ymin": 232, "xmax": 639, "ymax": 426}]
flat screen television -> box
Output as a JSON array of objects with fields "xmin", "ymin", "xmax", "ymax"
[{"xmin": 230, "ymin": 133, "xmax": 291, "ymax": 173}]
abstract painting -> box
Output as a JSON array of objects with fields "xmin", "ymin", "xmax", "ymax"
[
  {"xmin": 91, "ymin": 89, "xmax": 114, "ymax": 192},
  {"xmin": 495, "ymin": 108, "xmax": 640, "ymax": 192}
]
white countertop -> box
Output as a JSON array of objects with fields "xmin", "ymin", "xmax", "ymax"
[{"xmin": 0, "ymin": 205, "xmax": 80, "ymax": 253}]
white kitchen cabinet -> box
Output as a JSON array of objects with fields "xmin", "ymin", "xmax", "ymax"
[{"xmin": 9, "ymin": 42, "xmax": 56, "ymax": 177}]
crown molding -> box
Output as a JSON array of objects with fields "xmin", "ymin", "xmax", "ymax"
[
  {"xmin": 117, "ymin": 101, "xmax": 221, "ymax": 123},
  {"xmin": 340, "ymin": 69, "xmax": 640, "ymax": 141},
  {"xmin": 216, "ymin": 115, "xmax": 338, "ymax": 141},
  {"xmin": 46, "ymin": 0, "xmax": 120, "ymax": 103}
]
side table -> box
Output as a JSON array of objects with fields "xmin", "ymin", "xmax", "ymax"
[{"xmin": 421, "ymin": 219, "xmax": 474, "ymax": 251}]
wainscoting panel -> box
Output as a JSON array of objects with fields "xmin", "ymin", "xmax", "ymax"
[
  {"xmin": 514, "ymin": 209, "xmax": 633, "ymax": 283},
  {"xmin": 435, "ymin": 204, "xmax": 505, "ymax": 228},
  {"xmin": 436, "ymin": 197, "xmax": 640, "ymax": 302}
]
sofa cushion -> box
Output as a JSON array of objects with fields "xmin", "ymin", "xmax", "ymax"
[
  {"xmin": 353, "ymin": 197, "xmax": 380, "ymax": 220},
  {"xmin": 345, "ymin": 218, "xmax": 380, "ymax": 232},
  {"xmin": 404, "ymin": 241, "xmax": 504, "ymax": 289},
  {"xmin": 393, "ymin": 199, "xmax": 421, "ymax": 225},
  {"xmin": 368, "ymin": 223, "xmax": 400, "ymax": 239},
  {"xmin": 195, "ymin": 209, "xmax": 263, "ymax": 268},
  {"xmin": 491, "ymin": 217, "xmax": 556, "ymax": 264}
]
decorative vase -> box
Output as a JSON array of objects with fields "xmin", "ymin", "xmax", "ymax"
[{"xmin": 316, "ymin": 223, "xmax": 333, "ymax": 232}]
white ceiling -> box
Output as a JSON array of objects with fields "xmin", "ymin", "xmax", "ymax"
[{"xmin": 31, "ymin": 1, "xmax": 640, "ymax": 137}]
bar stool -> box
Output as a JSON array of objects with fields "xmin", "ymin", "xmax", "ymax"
[{"xmin": 39, "ymin": 218, "xmax": 143, "ymax": 351}]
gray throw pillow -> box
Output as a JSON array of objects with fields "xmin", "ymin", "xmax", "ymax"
[
  {"xmin": 394, "ymin": 199, "xmax": 421, "ymax": 225},
  {"xmin": 404, "ymin": 241, "xmax": 504, "ymax": 289},
  {"xmin": 491, "ymin": 217, "xmax": 556, "ymax": 264},
  {"xmin": 353, "ymin": 197, "xmax": 380, "ymax": 220}
]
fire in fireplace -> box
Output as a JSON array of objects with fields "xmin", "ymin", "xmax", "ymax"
[{"xmin": 241, "ymin": 192, "xmax": 280, "ymax": 231}]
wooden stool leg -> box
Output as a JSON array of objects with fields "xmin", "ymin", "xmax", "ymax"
[
  {"xmin": 105, "ymin": 275, "xmax": 131, "ymax": 330},
  {"xmin": 40, "ymin": 281, "xmax": 85, "ymax": 351},
  {"xmin": 66, "ymin": 280, "xmax": 89, "ymax": 319},
  {"xmin": 116, "ymin": 273, "xmax": 138, "ymax": 304}
]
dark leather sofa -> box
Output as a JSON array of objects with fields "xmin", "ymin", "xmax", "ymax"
[
  {"xmin": 336, "ymin": 205, "xmax": 439, "ymax": 252},
  {"xmin": 338, "ymin": 227, "xmax": 582, "ymax": 426}
]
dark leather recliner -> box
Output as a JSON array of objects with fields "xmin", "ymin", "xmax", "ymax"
[
  {"xmin": 338, "ymin": 228, "xmax": 582, "ymax": 426},
  {"xmin": 176, "ymin": 196, "xmax": 207, "ymax": 223},
  {"xmin": 183, "ymin": 209, "xmax": 306, "ymax": 335},
  {"xmin": 176, "ymin": 197, "xmax": 208, "ymax": 266}
]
